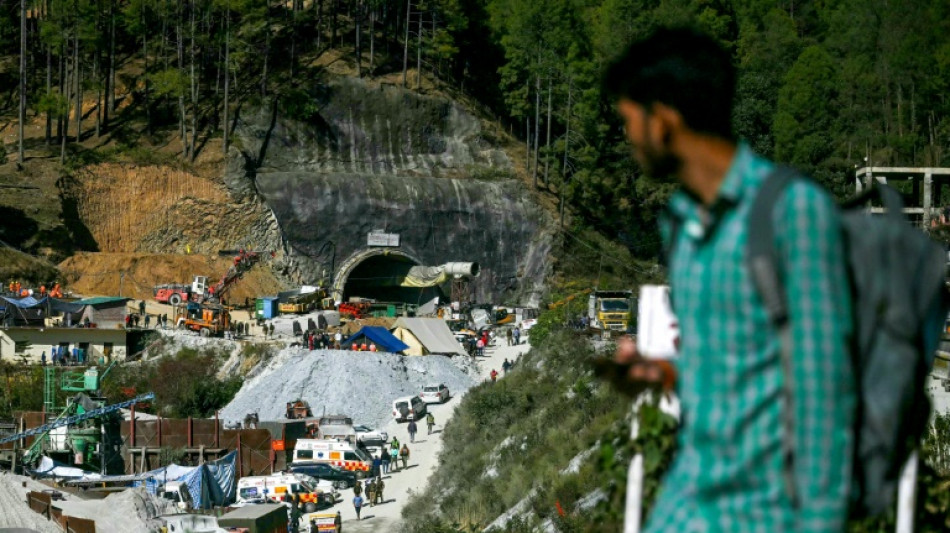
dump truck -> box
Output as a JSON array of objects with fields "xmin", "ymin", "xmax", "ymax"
[{"xmin": 588, "ymin": 290, "xmax": 634, "ymax": 336}]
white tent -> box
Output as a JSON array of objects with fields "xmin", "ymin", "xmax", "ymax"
[{"xmin": 391, "ymin": 317, "xmax": 466, "ymax": 356}]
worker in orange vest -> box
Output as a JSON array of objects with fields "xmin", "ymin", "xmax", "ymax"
[
  {"xmin": 39, "ymin": 285, "xmax": 47, "ymax": 296},
  {"xmin": 352, "ymin": 342, "xmax": 359, "ymax": 351},
  {"xmin": 360, "ymin": 342, "xmax": 368, "ymax": 351}
]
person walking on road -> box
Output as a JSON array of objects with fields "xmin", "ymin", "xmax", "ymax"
[
  {"xmin": 407, "ymin": 419, "xmax": 418, "ymax": 443},
  {"xmin": 426, "ymin": 412, "xmax": 435, "ymax": 435},
  {"xmin": 365, "ymin": 479, "xmax": 376, "ymax": 507},
  {"xmin": 506, "ymin": 328, "xmax": 513, "ymax": 346},
  {"xmin": 352, "ymin": 494, "xmax": 364, "ymax": 519},
  {"xmin": 502, "ymin": 358, "xmax": 511, "ymax": 375},
  {"xmin": 399, "ymin": 444, "xmax": 410, "ymax": 470},
  {"xmin": 490, "ymin": 369, "xmax": 499, "ymax": 383},
  {"xmin": 353, "ymin": 480, "xmax": 362, "ymax": 498},
  {"xmin": 390, "ymin": 445, "xmax": 400, "ymax": 472},
  {"xmin": 380, "ymin": 449, "xmax": 390, "ymax": 474},
  {"xmin": 374, "ymin": 477, "xmax": 385, "ymax": 505},
  {"xmin": 372, "ymin": 453, "xmax": 382, "ymax": 478}
]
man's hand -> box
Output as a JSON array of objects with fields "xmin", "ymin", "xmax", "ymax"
[{"xmin": 590, "ymin": 335, "xmax": 677, "ymax": 397}]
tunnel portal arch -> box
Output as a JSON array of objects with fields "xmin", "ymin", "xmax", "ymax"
[{"xmin": 331, "ymin": 248, "xmax": 432, "ymax": 304}]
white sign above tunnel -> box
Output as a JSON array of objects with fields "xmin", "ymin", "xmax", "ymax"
[{"xmin": 367, "ymin": 231, "xmax": 400, "ymax": 247}]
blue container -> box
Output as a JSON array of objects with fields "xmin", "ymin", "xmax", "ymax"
[{"xmin": 257, "ymin": 297, "xmax": 279, "ymax": 319}]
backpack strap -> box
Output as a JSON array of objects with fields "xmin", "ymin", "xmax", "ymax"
[
  {"xmin": 747, "ymin": 166, "xmax": 799, "ymax": 326},
  {"xmin": 745, "ymin": 165, "xmax": 799, "ymax": 510}
]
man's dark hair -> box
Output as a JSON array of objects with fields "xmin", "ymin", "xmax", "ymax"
[{"xmin": 604, "ymin": 27, "xmax": 736, "ymax": 140}]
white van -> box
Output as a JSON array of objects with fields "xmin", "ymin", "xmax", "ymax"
[
  {"xmin": 392, "ymin": 395, "xmax": 427, "ymax": 422},
  {"xmin": 292, "ymin": 439, "xmax": 373, "ymax": 475},
  {"xmin": 236, "ymin": 472, "xmax": 335, "ymax": 513}
]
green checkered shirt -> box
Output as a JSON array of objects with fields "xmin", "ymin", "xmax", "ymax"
[{"xmin": 645, "ymin": 144, "xmax": 856, "ymax": 532}]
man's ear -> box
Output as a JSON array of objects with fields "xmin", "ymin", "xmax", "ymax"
[{"xmin": 651, "ymin": 103, "xmax": 684, "ymax": 146}]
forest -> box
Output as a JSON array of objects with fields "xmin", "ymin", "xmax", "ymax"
[{"xmin": 1, "ymin": 0, "xmax": 949, "ymax": 258}]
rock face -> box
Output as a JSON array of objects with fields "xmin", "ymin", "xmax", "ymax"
[{"xmin": 228, "ymin": 78, "xmax": 551, "ymax": 305}]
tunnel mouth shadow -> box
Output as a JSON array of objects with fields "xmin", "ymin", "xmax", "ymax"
[{"xmin": 337, "ymin": 250, "xmax": 444, "ymax": 306}]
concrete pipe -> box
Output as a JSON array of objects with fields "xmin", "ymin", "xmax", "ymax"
[{"xmin": 442, "ymin": 262, "xmax": 480, "ymax": 277}]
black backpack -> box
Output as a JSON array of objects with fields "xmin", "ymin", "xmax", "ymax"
[{"xmin": 746, "ymin": 167, "xmax": 948, "ymax": 517}]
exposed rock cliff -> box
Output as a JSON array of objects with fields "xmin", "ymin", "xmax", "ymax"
[{"xmin": 229, "ymin": 78, "xmax": 552, "ymax": 305}]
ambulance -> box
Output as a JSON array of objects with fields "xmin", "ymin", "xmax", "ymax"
[
  {"xmin": 236, "ymin": 472, "xmax": 336, "ymax": 513},
  {"xmin": 292, "ymin": 439, "xmax": 373, "ymax": 476}
]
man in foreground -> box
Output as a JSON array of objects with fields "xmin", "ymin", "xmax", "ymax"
[{"xmin": 606, "ymin": 28, "xmax": 855, "ymax": 532}]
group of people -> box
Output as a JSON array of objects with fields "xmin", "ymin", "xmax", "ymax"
[
  {"xmin": 352, "ymin": 438, "xmax": 414, "ymax": 520},
  {"xmin": 42, "ymin": 345, "xmax": 87, "ymax": 366},
  {"xmin": 126, "ymin": 312, "xmax": 170, "ymax": 330},
  {"xmin": 6, "ymin": 281, "xmax": 63, "ymax": 298},
  {"xmin": 467, "ymin": 329, "xmax": 494, "ymax": 357},
  {"xmin": 351, "ymin": 476, "xmax": 386, "ymax": 519},
  {"xmin": 504, "ymin": 327, "xmax": 522, "ymax": 346},
  {"xmin": 225, "ymin": 321, "xmax": 255, "ymax": 339}
]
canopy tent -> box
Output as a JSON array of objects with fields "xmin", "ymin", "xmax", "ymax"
[
  {"xmin": 391, "ymin": 317, "xmax": 467, "ymax": 356},
  {"xmin": 342, "ymin": 326, "xmax": 409, "ymax": 353}
]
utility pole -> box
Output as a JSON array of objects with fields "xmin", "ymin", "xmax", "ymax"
[
  {"xmin": 416, "ymin": 8, "xmax": 422, "ymax": 89},
  {"xmin": 402, "ymin": 0, "xmax": 410, "ymax": 87},
  {"xmin": 18, "ymin": 0, "xmax": 26, "ymax": 166}
]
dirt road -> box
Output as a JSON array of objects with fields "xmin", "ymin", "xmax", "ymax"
[{"xmin": 329, "ymin": 336, "xmax": 531, "ymax": 532}]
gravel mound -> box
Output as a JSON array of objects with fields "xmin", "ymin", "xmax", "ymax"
[
  {"xmin": 54, "ymin": 487, "xmax": 174, "ymax": 533},
  {"xmin": 0, "ymin": 474, "xmax": 172, "ymax": 533},
  {"xmin": 220, "ymin": 347, "xmax": 478, "ymax": 427},
  {"xmin": 0, "ymin": 473, "xmax": 63, "ymax": 533}
]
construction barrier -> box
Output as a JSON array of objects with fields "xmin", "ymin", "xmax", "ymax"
[{"xmin": 26, "ymin": 490, "xmax": 97, "ymax": 533}]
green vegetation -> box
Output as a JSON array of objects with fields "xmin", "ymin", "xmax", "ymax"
[
  {"xmin": 4, "ymin": 1, "xmax": 949, "ymax": 260},
  {"xmin": 400, "ymin": 324, "xmax": 678, "ymax": 532},
  {"xmin": 102, "ymin": 346, "xmax": 242, "ymax": 418}
]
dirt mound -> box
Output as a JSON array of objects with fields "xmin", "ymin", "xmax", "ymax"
[
  {"xmin": 340, "ymin": 317, "xmax": 397, "ymax": 335},
  {"xmin": 58, "ymin": 252, "xmax": 286, "ymax": 302}
]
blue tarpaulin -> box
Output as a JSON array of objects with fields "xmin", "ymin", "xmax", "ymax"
[
  {"xmin": 0, "ymin": 296, "xmax": 47, "ymax": 308},
  {"xmin": 342, "ymin": 326, "xmax": 410, "ymax": 353},
  {"xmin": 47, "ymin": 451, "xmax": 238, "ymax": 509},
  {"xmin": 1, "ymin": 296, "xmax": 86, "ymax": 313},
  {"xmin": 134, "ymin": 450, "xmax": 238, "ymax": 508}
]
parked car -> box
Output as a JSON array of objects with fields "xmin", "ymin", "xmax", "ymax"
[
  {"xmin": 353, "ymin": 424, "xmax": 388, "ymax": 446},
  {"xmin": 288, "ymin": 463, "xmax": 357, "ymax": 489},
  {"xmin": 420, "ymin": 384, "xmax": 451, "ymax": 404},
  {"xmin": 392, "ymin": 395, "xmax": 427, "ymax": 422}
]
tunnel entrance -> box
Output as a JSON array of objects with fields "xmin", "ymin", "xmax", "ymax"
[{"xmin": 334, "ymin": 250, "xmax": 444, "ymax": 306}]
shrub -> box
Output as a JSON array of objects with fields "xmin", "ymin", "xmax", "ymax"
[{"xmin": 148, "ymin": 348, "xmax": 243, "ymax": 418}]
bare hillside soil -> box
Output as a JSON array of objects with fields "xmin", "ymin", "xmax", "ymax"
[{"xmin": 58, "ymin": 252, "xmax": 285, "ymax": 302}]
